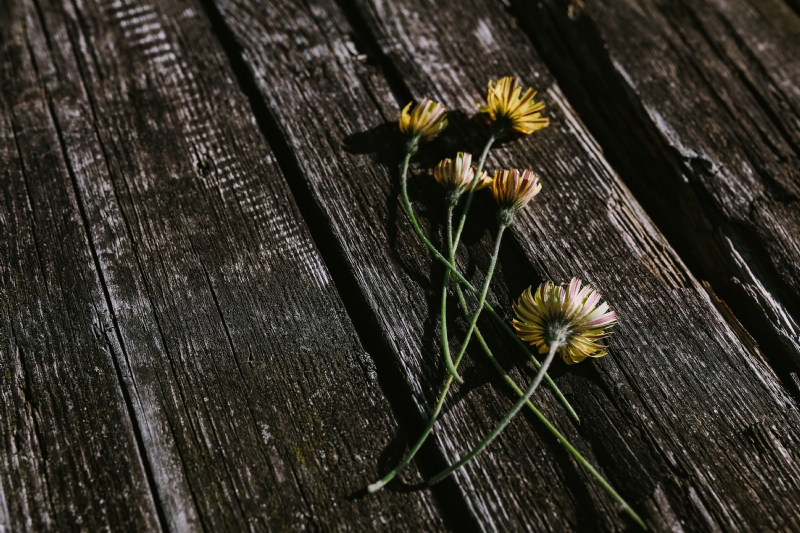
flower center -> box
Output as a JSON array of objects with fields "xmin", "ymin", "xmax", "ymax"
[
  {"xmin": 545, "ymin": 321, "xmax": 570, "ymax": 346},
  {"xmin": 491, "ymin": 116, "xmax": 512, "ymax": 138}
]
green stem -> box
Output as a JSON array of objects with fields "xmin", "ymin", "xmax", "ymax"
[
  {"xmin": 367, "ymin": 372, "xmax": 457, "ymax": 493},
  {"xmin": 453, "ymin": 330, "xmax": 647, "ymax": 529},
  {"xmin": 398, "ymin": 157, "xmax": 484, "ymax": 294},
  {"xmin": 368, "ymin": 246, "xmax": 474, "ymax": 493},
  {"xmin": 399, "ymin": 137, "xmax": 579, "ymax": 422},
  {"xmin": 367, "ymin": 216, "xmax": 504, "ymax": 495},
  {"xmin": 440, "ymin": 136, "xmax": 492, "ymax": 383},
  {"xmin": 447, "ymin": 224, "xmax": 506, "ymax": 389},
  {"xmin": 440, "ymin": 205, "xmax": 463, "ymax": 384},
  {"xmin": 397, "ymin": 140, "xmax": 477, "ymax": 292},
  {"xmin": 429, "ymin": 340, "xmax": 563, "ymax": 486},
  {"xmin": 445, "ymin": 243, "xmax": 578, "ymax": 425}
]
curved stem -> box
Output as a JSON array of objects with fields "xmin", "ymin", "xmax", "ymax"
[
  {"xmin": 429, "ymin": 339, "xmax": 562, "ymax": 486},
  {"xmin": 440, "ymin": 136, "xmax": 491, "ymax": 383},
  {"xmin": 445, "ymin": 186, "xmax": 580, "ymax": 421},
  {"xmin": 398, "ymin": 143, "xmax": 476, "ymax": 291},
  {"xmin": 460, "ymin": 332, "xmax": 647, "ymax": 529},
  {"xmin": 450, "ymin": 282, "xmax": 578, "ymax": 421},
  {"xmin": 398, "ymin": 139, "xmax": 579, "ymax": 421},
  {"xmin": 447, "ymin": 224, "xmax": 506, "ymax": 385},
  {"xmin": 440, "ymin": 205, "xmax": 463, "ymax": 384},
  {"xmin": 367, "ymin": 372, "xmax": 456, "ymax": 493},
  {"xmin": 367, "ymin": 139, "xmax": 475, "ymax": 491}
]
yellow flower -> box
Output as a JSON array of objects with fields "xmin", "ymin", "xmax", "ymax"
[
  {"xmin": 513, "ymin": 278, "xmax": 617, "ymax": 365},
  {"xmin": 491, "ymin": 169, "xmax": 542, "ymax": 212},
  {"xmin": 399, "ymin": 98, "xmax": 449, "ymax": 141},
  {"xmin": 433, "ymin": 152, "xmax": 491, "ymax": 193},
  {"xmin": 478, "ymin": 77, "xmax": 549, "ymax": 136}
]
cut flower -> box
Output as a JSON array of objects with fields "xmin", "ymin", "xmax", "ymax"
[
  {"xmin": 513, "ymin": 278, "xmax": 617, "ymax": 364},
  {"xmin": 478, "ymin": 77, "xmax": 549, "ymax": 136},
  {"xmin": 491, "ymin": 168, "xmax": 542, "ymax": 213},
  {"xmin": 433, "ymin": 152, "xmax": 491, "ymax": 193},
  {"xmin": 399, "ymin": 98, "xmax": 449, "ymax": 141}
]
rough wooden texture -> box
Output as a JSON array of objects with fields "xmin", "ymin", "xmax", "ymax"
[
  {"xmin": 4, "ymin": 0, "xmax": 800, "ymax": 529},
  {"xmin": 1, "ymin": 6, "xmax": 161, "ymax": 530},
  {"xmin": 1, "ymin": 0, "xmax": 444, "ymax": 530},
  {"xmin": 511, "ymin": 0, "xmax": 800, "ymax": 388},
  {"xmin": 211, "ymin": 0, "xmax": 630, "ymax": 529},
  {"xmin": 215, "ymin": 0, "xmax": 800, "ymax": 531}
]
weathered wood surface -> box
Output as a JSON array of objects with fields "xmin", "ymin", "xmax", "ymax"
[
  {"xmin": 1, "ymin": 11, "xmax": 161, "ymax": 531},
  {"xmin": 213, "ymin": 0, "xmax": 800, "ymax": 532},
  {"xmin": 1, "ymin": 0, "xmax": 444, "ymax": 531},
  {"xmin": 511, "ymin": 0, "xmax": 800, "ymax": 389},
  {"xmin": 3, "ymin": 0, "xmax": 800, "ymax": 530}
]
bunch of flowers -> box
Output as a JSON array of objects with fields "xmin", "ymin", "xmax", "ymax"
[{"xmin": 368, "ymin": 77, "xmax": 644, "ymax": 529}]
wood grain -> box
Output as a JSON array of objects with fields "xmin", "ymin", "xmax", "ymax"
[
  {"xmin": 210, "ymin": 0, "xmax": 631, "ymax": 529},
  {"xmin": 1, "ymin": 3, "xmax": 161, "ymax": 529},
  {"xmin": 1, "ymin": 0, "xmax": 444, "ymax": 530},
  {"xmin": 510, "ymin": 0, "xmax": 800, "ymax": 389},
  {"xmin": 353, "ymin": 0, "xmax": 800, "ymax": 528},
  {"xmin": 353, "ymin": 0, "xmax": 800, "ymax": 527},
  {"xmin": 213, "ymin": 0, "xmax": 800, "ymax": 529}
]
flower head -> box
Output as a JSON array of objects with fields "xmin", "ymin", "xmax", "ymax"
[
  {"xmin": 513, "ymin": 278, "xmax": 617, "ymax": 365},
  {"xmin": 491, "ymin": 168, "xmax": 542, "ymax": 216},
  {"xmin": 433, "ymin": 152, "xmax": 491, "ymax": 194},
  {"xmin": 399, "ymin": 98, "xmax": 449, "ymax": 141},
  {"xmin": 478, "ymin": 77, "xmax": 549, "ymax": 137}
]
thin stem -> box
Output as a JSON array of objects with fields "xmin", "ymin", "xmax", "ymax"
[
  {"xmin": 447, "ymin": 224, "xmax": 506, "ymax": 387},
  {"xmin": 367, "ymin": 371, "xmax": 457, "ymax": 493},
  {"xmin": 368, "ymin": 269, "xmax": 476, "ymax": 493},
  {"xmin": 397, "ymin": 141, "xmax": 477, "ymax": 292},
  {"xmin": 440, "ymin": 135, "xmax": 491, "ymax": 383},
  {"xmin": 442, "ymin": 198, "xmax": 605, "ymax": 512},
  {"xmin": 398, "ymin": 138, "xmax": 579, "ymax": 421},
  {"xmin": 452, "ymin": 135, "xmax": 495, "ymax": 247},
  {"xmin": 429, "ymin": 339, "xmax": 562, "ymax": 486},
  {"xmin": 397, "ymin": 146, "xmax": 519, "ymax": 338},
  {"xmin": 440, "ymin": 205, "xmax": 463, "ymax": 384},
  {"xmin": 460, "ymin": 332, "xmax": 647, "ymax": 529},
  {"xmin": 367, "ymin": 218, "xmax": 477, "ymax": 492}
]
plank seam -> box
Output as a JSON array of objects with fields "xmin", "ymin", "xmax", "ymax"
[
  {"xmin": 26, "ymin": 2, "xmax": 172, "ymax": 528},
  {"xmin": 504, "ymin": 0, "xmax": 800, "ymax": 404},
  {"xmin": 197, "ymin": 0, "xmax": 482, "ymax": 529}
]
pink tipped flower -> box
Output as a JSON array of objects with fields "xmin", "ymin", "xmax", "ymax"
[
  {"xmin": 433, "ymin": 152, "xmax": 492, "ymax": 193},
  {"xmin": 398, "ymin": 98, "xmax": 448, "ymax": 141},
  {"xmin": 491, "ymin": 168, "xmax": 542, "ymax": 213},
  {"xmin": 513, "ymin": 278, "xmax": 617, "ymax": 364}
]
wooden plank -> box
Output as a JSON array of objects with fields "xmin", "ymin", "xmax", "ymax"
[
  {"xmin": 509, "ymin": 0, "xmax": 800, "ymax": 387},
  {"xmin": 1, "ymin": 4, "xmax": 163, "ymax": 530},
  {"xmin": 2, "ymin": 0, "xmax": 444, "ymax": 530},
  {"xmin": 352, "ymin": 0, "xmax": 800, "ymax": 528},
  {"xmin": 209, "ymin": 0, "xmax": 632, "ymax": 529},
  {"xmin": 213, "ymin": 0, "xmax": 800, "ymax": 529},
  {"xmin": 351, "ymin": 0, "xmax": 800, "ymax": 528}
]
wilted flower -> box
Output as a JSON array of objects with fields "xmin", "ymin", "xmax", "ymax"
[
  {"xmin": 513, "ymin": 278, "xmax": 617, "ymax": 364},
  {"xmin": 491, "ymin": 169, "xmax": 542, "ymax": 218},
  {"xmin": 478, "ymin": 77, "xmax": 549, "ymax": 137},
  {"xmin": 433, "ymin": 152, "xmax": 491, "ymax": 195},
  {"xmin": 399, "ymin": 98, "xmax": 449, "ymax": 141}
]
